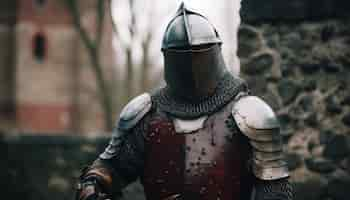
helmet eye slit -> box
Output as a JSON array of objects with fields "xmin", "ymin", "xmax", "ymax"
[{"xmin": 165, "ymin": 44, "xmax": 217, "ymax": 53}]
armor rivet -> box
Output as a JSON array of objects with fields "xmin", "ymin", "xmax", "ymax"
[
  {"xmin": 200, "ymin": 187, "xmax": 207, "ymax": 194},
  {"xmin": 192, "ymin": 138, "xmax": 197, "ymax": 143},
  {"xmin": 209, "ymin": 179, "xmax": 214, "ymax": 185},
  {"xmin": 169, "ymin": 160, "xmax": 175, "ymax": 166},
  {"xmin": 198, "ymin": 157, "xmax": 201, "ymax": 161}
]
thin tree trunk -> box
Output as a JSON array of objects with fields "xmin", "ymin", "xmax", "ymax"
[
  {"xmin": 65, "ymin": 0, "xmax": 114, "ymax": 131},
  {"xmin": 141, "ymin": 36, "xmax": 151, "ymax": 92},
  {"xmin": 125, "ymin": 47, "xmax": 133, "ymax": 99}
]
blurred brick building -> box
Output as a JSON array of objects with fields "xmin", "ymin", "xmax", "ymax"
[{"xmin": 0, "ymin": 0, "xmax": 115, "ymax": 134}]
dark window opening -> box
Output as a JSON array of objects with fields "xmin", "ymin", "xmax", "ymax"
[
  {"xmin": 35, "ymin": 0, "xmax": 47, "ymax": 7},
  {"xmin": 33, "ymin": 33, "xmax": 47, "ymax": 62}
]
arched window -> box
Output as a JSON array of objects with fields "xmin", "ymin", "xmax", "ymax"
[{"xmin": 33, "ymin": 33, "xmax": 47, "ymax": 62}]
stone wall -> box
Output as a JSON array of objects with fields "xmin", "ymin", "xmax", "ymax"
[{"xmin": 239, "ymin": 1, "xmax": 350, "ymax": 200}]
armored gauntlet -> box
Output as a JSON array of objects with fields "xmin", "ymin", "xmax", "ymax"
[{"xmin": 76, "ymin": 165, "xmax": 115, "ymax": 200}]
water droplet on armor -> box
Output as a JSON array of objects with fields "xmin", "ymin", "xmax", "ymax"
[
  {"xmin": 200, "ymin": 187, "xmax": 207, "ymax": 194},
  {"xmin": 209, "ymin": 179, "xmax": 214, "ymax": 185},
  {"xmin": 169, "ymin": 160, "xmax": 175, "ymax": 166},
  {"xmin": 150, "ymin": 132, "xmax": 155, "ymax": 137},
  {"xmin": 201, "ymin": 148, "xmax": 207, "ymax": 156},
  {"xmin": 164, "ymin": 170, "xmax": 169, "ymax": 174},
  {"xmin": 156, "ymin": 138, "xmax": 161, "ymax": 144},
  {"xmin": 186, "ymin": 146, "xmax": 191, "ymax": 151},
  {"xmin": 156, "ymin": 179, "xmax": 165, "ymax": 184}
]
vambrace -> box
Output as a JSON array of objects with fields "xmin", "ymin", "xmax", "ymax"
[{"xmin": 253, "ymin": 178, "xmax": 293, "ymax": 200}]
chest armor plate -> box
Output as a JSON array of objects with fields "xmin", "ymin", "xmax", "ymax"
[{"xmin": 141, "ymin": 102, "xmax": 252, "ymax": 200}]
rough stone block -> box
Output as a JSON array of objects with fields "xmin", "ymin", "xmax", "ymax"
[
  {"xmin": 277, "ymin": 80, "xmax": 301, "ymax": 105},
  {"xmin": 241, "ymin": 0, "xmax": 350, "ymax": 23},
  {"xmin": 242, "ymin": 51, "xmax": 274, "ymax": 75},
  {"xmin": 323, "ymin": 134, "xmax": 350, "ymax": 161},
  {"xmin": 238, "ymin": 25, "xmax": 263, "ymax": 58}
]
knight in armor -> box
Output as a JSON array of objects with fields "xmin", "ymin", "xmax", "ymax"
[{"xmin": 76, "ymin": 3, "xmax": 292, "ymax": 200}]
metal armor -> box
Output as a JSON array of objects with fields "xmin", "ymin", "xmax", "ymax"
[
  {"xmin": 142, "ymin": 99, "xmax": 253, "ymax": 200},
  {"xmin": 76, "ymin": 93, "xmax": 152, "ymax": 200},
  {"xmin": 232, "ymin": 95, "xmax": 292, "ymax": 200},
  {"xmin": 77, "ymin": 93, "xmax": 292, "ymax": 200},
  {"xmin": 161, "ymin": 3, "xmax": 228, "ymax": 102},
  {"xmin": 232, "ymin": 95, "xmax": 289, "ymax": 180},
  {"xmin": 76, "ymin": 2, "xmax": 292, "ymax": 200}
]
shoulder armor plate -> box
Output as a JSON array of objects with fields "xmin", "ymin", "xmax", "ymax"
[
  {"xmin": 118, "ymin": 93, "xmax": 152, "ymax": 131},
  {"xmin": 232, "ymin": 96, "xmax": 289, "ymax": 180},
  {"xmin": 232, "ymin": 96, "xmax": 279, "ymax": 132}
]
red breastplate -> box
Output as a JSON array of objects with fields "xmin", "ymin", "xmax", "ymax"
[{"xmin": 142, "ymin": 103, "xmax": 252, "ymax": 200}]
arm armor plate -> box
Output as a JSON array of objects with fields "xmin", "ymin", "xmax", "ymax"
[
  {"xmin": 77, "ymin": 93, "xmax": 152, "ymax": 200},
  {"xmin": 100, "ymin": 93, "xmax": 152, "ymax": 160},
  {"xmin": 232, "ymin": 95, "xmax": 289, "ymax": 180}
]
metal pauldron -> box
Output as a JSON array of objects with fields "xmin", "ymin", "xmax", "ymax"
[
  {"xmin": 100, "ymin": 93, "xmax": 152, "ymax": 160},
  {"xmin": 232, "ymin": 95, "xmax": 289, "ymax": 180}
]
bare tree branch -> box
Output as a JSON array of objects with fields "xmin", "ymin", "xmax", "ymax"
[
  {"xmin": 96, "ymin": 0, "xmax": 105, "ymax": 47},
  {"xmin": 65, "ymin": 0, "xmax": 114, "ymax": 131}
]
